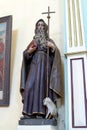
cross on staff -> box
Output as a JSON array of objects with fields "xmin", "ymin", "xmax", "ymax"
[
  {"xmin": 42, "ymin": 6, "xmax": 55, "ymax": 38},
  {"xmin": 42, "ymin": 7, "xmax": 55, "ymax": 97}
]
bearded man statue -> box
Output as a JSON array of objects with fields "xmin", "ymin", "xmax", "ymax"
[{"xmin": 20, "ymin": 19, "xmax": 63, "ymax": 119}]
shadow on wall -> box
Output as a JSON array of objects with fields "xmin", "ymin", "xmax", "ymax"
[{"xmin": 10, "ymin": 30, "xmax": 18, "ymax": 92}]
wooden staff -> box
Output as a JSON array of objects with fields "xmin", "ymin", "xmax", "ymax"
[{"xmin": 42, "ymin": 6, "xmax": 55, "ymax": 97}]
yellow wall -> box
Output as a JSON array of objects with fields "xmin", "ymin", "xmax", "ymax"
[{"xmin": 0, "ymin": 0, "xmax": 64, "ymax": 130}]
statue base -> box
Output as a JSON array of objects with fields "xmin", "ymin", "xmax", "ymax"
[
  {"xmin": 19, "ymin": 118, "xmax": 57, "ymax": 125},
  {"xmin": 17, "ymin": 125, "xmax": 57, "ymax": 130},
  {"xmin": 17, "ymin": 118, "xmax": 57, "ymax": 130}
]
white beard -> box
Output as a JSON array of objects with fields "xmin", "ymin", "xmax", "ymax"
[{"xmin": 34, "ymin": 29, "xmax": 47, "ymax": 48}]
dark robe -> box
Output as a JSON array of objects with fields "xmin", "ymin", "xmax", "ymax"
[{"xmin": 20, "ymin": 39, "xmax": 63, "ymax": 117}]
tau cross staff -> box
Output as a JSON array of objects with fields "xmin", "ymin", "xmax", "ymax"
[{"xmin": 42, "ymin": 6, "xmax": 55, "ymax": 97}]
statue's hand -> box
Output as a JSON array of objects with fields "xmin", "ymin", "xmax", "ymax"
[
  {"xmin": 46, "ymin": 41, "xmax": 55, "ymax": 50},
  {"xmin": 28, "ymin": 46, "xmax": 37, "ymax": 54}
]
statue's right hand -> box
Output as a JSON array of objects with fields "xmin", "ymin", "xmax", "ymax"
[{"xmin": 28, "ymin": 46, "xmax": 37, "ymax": 54}]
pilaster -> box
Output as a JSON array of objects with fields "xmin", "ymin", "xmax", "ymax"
[{"xmin": 64, "ymin": 0, "xmax": 87, "ymax": 129}]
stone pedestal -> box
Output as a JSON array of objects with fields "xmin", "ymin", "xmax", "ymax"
[
  {"xmin": 17, "ymin": 125, "xmax": 57, "ymax": 130},
  {"xmin": 19, "ymin": 118, "xmax": 57, "ymax": 125},
  {"xmin": 17, "ymin": 118, "xmax": 57, "ymax": 130}
]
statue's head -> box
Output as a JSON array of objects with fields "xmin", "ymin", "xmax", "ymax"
[{"xmin": 35, "ymin": 19, "xmax": 48, "ymax": 36}]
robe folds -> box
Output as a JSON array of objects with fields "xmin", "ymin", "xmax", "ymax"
[{"xmin": 20, "ymin": 39, "xmax": 63, "ymax": 117}]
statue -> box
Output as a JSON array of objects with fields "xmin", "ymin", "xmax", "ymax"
[{"xmin": 20, "ymin": 18, "xmax": 62, "ymax": 120}]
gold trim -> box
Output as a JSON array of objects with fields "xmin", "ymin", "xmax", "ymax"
[
  {"xmin": 64, "ymin": 51, "xmax": 87, "ymax": 57},
  {"xmin": 50, "ymin": 87, "xmax": 64, "ymax": 97},
  {"xmin": 23, "ymin": 111, "xmax": 45, "ymax": 116}
]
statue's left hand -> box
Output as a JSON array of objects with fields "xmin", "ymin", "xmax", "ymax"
[{"xmin": 46, "ymin": 41, "xmax": 55, "ymax": 50}]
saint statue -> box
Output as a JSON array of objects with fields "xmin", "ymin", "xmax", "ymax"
[{"xmin": 20, "ymin": 19, "xmax": 62, "ymax": 119}]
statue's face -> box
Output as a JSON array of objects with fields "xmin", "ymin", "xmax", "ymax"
[{"xmin": 37, "ymin": 21, "xmax": 45, "ymax": 31}]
